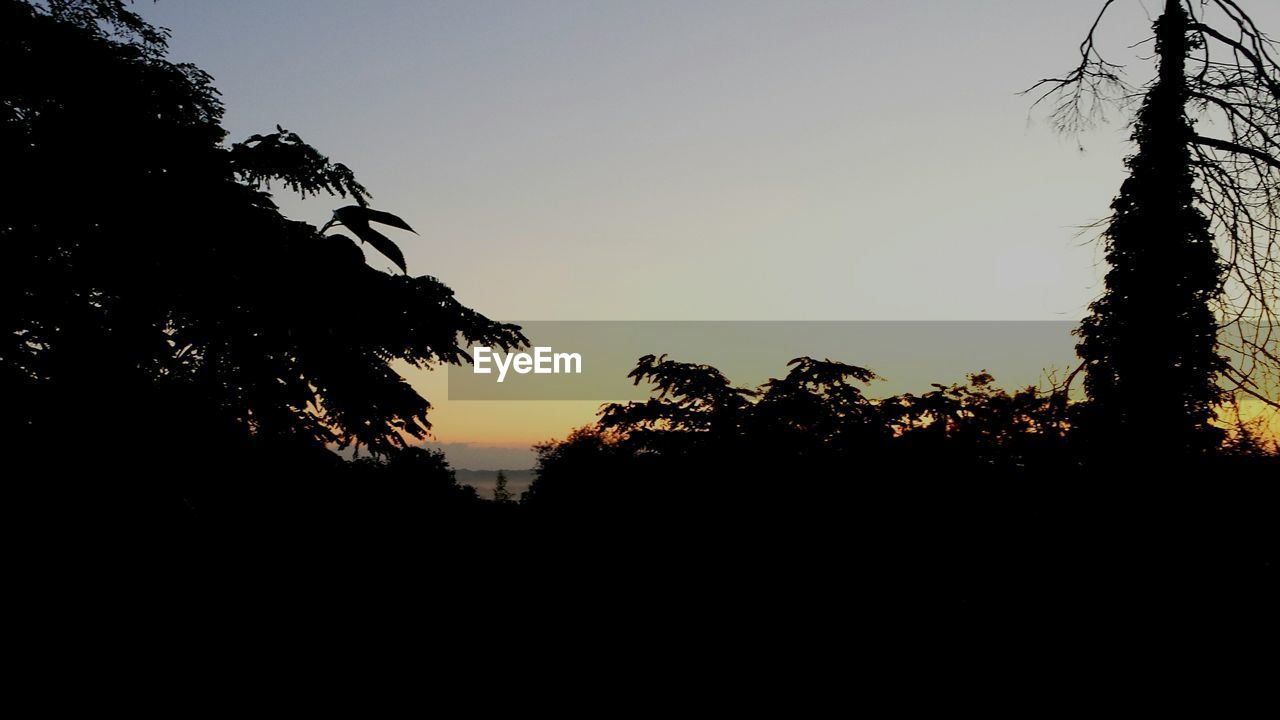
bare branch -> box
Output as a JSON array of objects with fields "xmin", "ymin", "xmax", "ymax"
[{"xmin": 1193, "ymin": 134, "xmax": 1280, "ymax": 169}]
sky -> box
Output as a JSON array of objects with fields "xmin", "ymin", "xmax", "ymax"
[{"xmin": 134, "ymin": 1, "xmax": 1279, "ymax": 467}]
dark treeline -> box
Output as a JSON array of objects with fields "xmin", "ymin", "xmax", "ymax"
[
  {"xmin": 518, "ymin": 356, "xmax": 1278, "ymax": 613},
  {"xmin": 526, "ymin": 354, "xmax": 1276, "ymax": 515}
]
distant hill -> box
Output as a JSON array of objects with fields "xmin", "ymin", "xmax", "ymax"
[{"xmin": 454, "ymin": 469, "xmax": 536, "ymax": 500}]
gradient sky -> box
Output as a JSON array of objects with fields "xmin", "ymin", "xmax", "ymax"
[{"xmin": 135, "ymin": 1, "xmax": 1279, "ymax": 466}]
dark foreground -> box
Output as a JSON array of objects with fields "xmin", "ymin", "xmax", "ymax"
[{"xmin": 12, "ymin": 452, "xmax": 1277, "ymax": 632}]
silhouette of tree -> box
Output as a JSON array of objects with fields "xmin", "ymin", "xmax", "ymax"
[
  {"xmin": 1029, "ymin": 0, "xmax": 1280, "ymax": 449},
  {"xmin": 598, "ymin": 353, "xmax": 756, "ymax": 456},
  {"xmin": 881, "ymin": 371, "xmax": 1070, "ymax": 467},
  {"xmin": 1078, "ymin": 2, "xmax": 1227, "ymax": 453},
  {"xmin": 523, "ymin": 426, "xmax": 633, "ymax": 512},
  {"xmin": 347, "ymin": 446, "xmax": 481, "ymax": 511},
  {"xmin": 0, "ymin": 0, "xmax": 525, "ymax": 498},
  {"xmin": 493, "ymin": 470, "xmax": 513, "ymax": 504},
  {"xmin": 751, "ymin": 357, "xmax": 887, "ymax": 455}
]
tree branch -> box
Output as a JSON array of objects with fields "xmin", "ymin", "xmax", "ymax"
[
  {"xmin": 1192, "ymin": 134, "xmax": 1280, "ymax": 170},
  {"xmin": 1190, "ymin": 22, "xmax": 1280, "ymax": 99}
]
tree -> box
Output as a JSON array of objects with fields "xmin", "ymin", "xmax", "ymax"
[
  {"xmin": 493, "ymin": 470, "xmax": 513, "ymax": 504},
  {"xmin": 522, "ymin": 426, "xmax": 633, "ymax": 512},
  {"xmin": 1029, "ymin": 0, "xmax": 1280, "ymax": 451},
  {"xmin": 880, "ymin": 372, "xmax": 1069, "ymax": 467},
  {"xmin": 0, "ymin": 1, "xmax": 524, "ymax": 499},
  {"xmin": 751, "ymin": 356, "xmax": 886, "ymax": 454},
  {"xmin": 597, "ymin": 353, "xmax": 756, "ymax": 455}
]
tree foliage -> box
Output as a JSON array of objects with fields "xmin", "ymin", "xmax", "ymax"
[
  {"xmin": 1073, "ymin": 3, "xmax": 1228, "ymax": 452},
  {"xmin": 0, "ymin": 0, "xmax": 524, "ymax": 469},
  {"xmin": 1029, "ymin": 0, "xmax": 1280, "ymax": 420},
  {"xmin": 527, "ymin": 355, "xmax": 1073, "ymax": 510},
  {"xmin": 597, "ymin": 355, "xmax": 1066, "ymax": 462}
]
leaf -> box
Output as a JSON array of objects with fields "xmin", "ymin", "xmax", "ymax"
[
  {"xmin": 361, "ymin": 208, "xmax": 416, "ymax": 234},
  {"xmin": 332, "ymin": 206, "xmax": 416, "ymax": 233},
  {"xmin": 329, "ymin": 206, "xmax": 413, "ymax": 273},
  {"xmin": 347, "ymin": 223, "xmax": 406, "ymax": 274}
]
